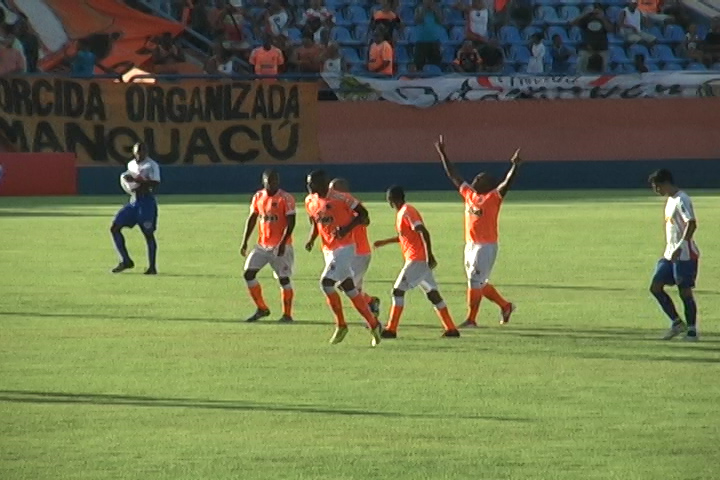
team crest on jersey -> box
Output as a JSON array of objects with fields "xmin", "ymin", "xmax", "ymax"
[
  {"xmin": 468, "ymin": 206, "xmax": 483, "ymax": 217},
  {"xmin": 272, "ymin": 202, "xmax": 278, "ymax": 207}
]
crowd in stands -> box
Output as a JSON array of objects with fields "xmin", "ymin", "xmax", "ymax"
[{"xmin": 1, "ymin": 0, "xmax": 719, "ymax": 77}]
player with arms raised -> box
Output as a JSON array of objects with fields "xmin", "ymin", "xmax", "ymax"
[
  {"xmin": 374, "ymin": 186, "xmax": 459, "ymax": 338},
  {"xmin": 240, "ymin": 169, "xmax": 296, "ymax": 323},
  {"xmin": 648, "ymin": 169, "xmax": 700, "ymax": 341},
  {"xmin": 111, "ymin": 142, "xmax": 161, "ymax": 275},
  {"xmin": 434, "ymin": 135, "xmax": 519, "ymax": 327},
  {"xmin": 329, "ymin": 178, "xmax": 381, "ymax": 319},
  {"xmin": 305, "ymin": 170, "xmax": 383, "ymax": 346}
]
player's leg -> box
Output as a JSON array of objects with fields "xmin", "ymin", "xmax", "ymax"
[
  {"xmin": 244, "ymin": 247, "xmax": 272, "ymax": 322},
  {"xmin": 270, "ymin": 246, "xmax": 295, "ymax": 322},
  {"xmin": 649, "ymin": 258, "xmax": 684, "ymax": 339},
  {"xmin": 675, "ymin": 260, "xmax": 699, "ymax": 341},
  {"xmin": 382, "ymin": 261, "xmax": 424, "ymax": 338},
  {"xmin": 463, "ymin": 243, "xmax": 484, "ymax": 328},
  {"xmin": 110, "ymin": 203, "xmax": 137, "ymax": 273},
  {"xmin": 320, "ymin": 249, "xmax": 349, "ymax": 344},
  {"xmin": 420, "ymin": 269, "xmax": 460, "ymax": 336},
  {"xmin": 476, "ymin": 244, "xmax": 514, "ymax": 324},
  {"xmin": 137, "ymin": 198, "xmax": 158, "ymax": 274},
  {"xmin": 353, "ymin": 254, "xmax": 380, "ymax": 319}
]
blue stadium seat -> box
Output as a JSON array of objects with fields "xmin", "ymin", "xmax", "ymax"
[
  {"xmin": 398, "ymin": 26, "xmax": 417, "ymax": 46},
  {"xmin": 546, "ymin": 25, "xmax": 570, "ymax": 43},
  {"xmin": 422, "ymin": 64, "xmax": 444, "ymax": 75},
  {"xmin": 664, "ymin": 24, "xmax": 685, "ymax": 43},
  {"xmin": 609, "ymin": 45, "xmax": 631, "ymax": 63},
  {"xmin": 347, "ymin": 5, "xmax": 369, "ymax": 25},
  {"xmin": 560, "ymin": 5, "xmax": 580, "ymax": 21},
  {"xmin": 399, "ymin": 6, "xmax": 415, "ymax": 25},
  {"xmin": 696, "ymin": 24, "xmax": 709, "ymax": 39},
  {"xmin": 331, "ymin": 26, "xmax": 356, "ymax": 45},
  {"xmin": 645, "ymin": 62, "xmax": 659, "ymax": 72},
  {"xmin": 569, "ymin": 25, "xmax": 583, "ymax": 43},
  {"xmin": 652, "ymin": 44, "xmax": 679, "ymax": 63},
  {"xmin": 686, "ymin": 62, "xmax": 707, "ymax": 71},
  {"xmin": 354, "ymin": 24, "xmax": 368, "ymax": 42},
  {"xmin": 712, "ymin": 63, "xmax": 720, "ymax": 71},
  {"xmin": 647, "ymin": 26, "xmax": 663, "ymax": 42},
  {"xmin": 499, "ymin": 25, "xmax": 523, "ymax": 45},
  {"xmin": 561, "ymin": 0, "xmax": 582, "ymax": 5},
  {"xmin": 509, "ymin": 45, "xmax": 532, "ymax": 63},
  {"xmin": 334, "ymin": 10, "xmax": 352, "ymax": 27},
  {"xmin": 502, "ymin": 63, "xmax": 516, "ymax": 74},
  {"xmin": 442, "ymin": 45, "xmax": 455, "ymax": 63},
  {"xmin": 522, "ymin": 26, "xmax": 543, "ymax": 41},
  {"xmin": 436, "ymin": 26, "xmax": 450, "ymax": 43},
  {"xmin": 446, "ymin": 8, "xmax": 465, "ymax": 27},
  {"xmin": 396, "ymin": 45, "xmax": 410, "ymax": 63},
  {"xmin": 662, "ymin": 62, "xmax": 682, "ymax": 71},
  {"xmin": 606, "ymin": 6, "xmax": 623, "ymax": 24},
  {"xmin": 450, "ymin": 25, "xmax": 465, "ymax": 43},
  {"xmin": 536, "ymin": 6, "xmax": 562, "ymax": 24},
  {"xmin": 628, "ymin": 43, "xmax": 651, "ymax": 61},
  {"xmin": 287, "ymin": 28, "xmax": 302, "ymax": 44},
  {"xmin": 607, "ymin": 33, "xmax": 624, "ymax": 45},
  {"xmin": 341, "ymin": 47, "xmax": 362, "ymax": 63},
  {"xmin": 535, "ymin": 0, "xmax": 559, "ymax": 5}
]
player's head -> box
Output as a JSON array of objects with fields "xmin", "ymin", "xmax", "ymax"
[
  {"xmin": 132, "ymin": 142, "xmax": 148, "ymax": 162},
  {"xmin": 329, "ymin": 177, "xmax": 350, "ymax": 193},
  {"xmin": 262, "ymin": 169, "xmax": 279, "ymax": 194},
  {"xmin": 648, "ymin": 169, "xmax": 675, "ymax": 196},
  {"xmin": 471, "ymin": 172, "xmax": 498, "ymax": 193},
  {"xmin": 307, "ymin": 170, "xmax": 329, "ymax": 196},
  {"xmin": 386, "ymin": 185, "xmax": 405, "ymax": 210}
]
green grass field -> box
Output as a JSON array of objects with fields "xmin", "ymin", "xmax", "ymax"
[{"xmin": 1, "ymin": 191, "xmax": 719, "ymax": 480}]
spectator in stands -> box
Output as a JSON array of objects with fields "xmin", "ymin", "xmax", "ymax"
[
  {"xmin": 152, "ymin": 32, "xmax": 187, "ymax": 74},
  {"xmin": 15, "ymin": 19, "xmax": 39, "ymax": 73},
  {"xmin": 452, "ymin": 40, "xmax": 482, "ymax": 72},
  {"xmin": 572, "ymin": 4, "xmax": 612, "ymax": 74},
  {"xmin": 634, "ymin": 53, "xmax": 649, "ymax": 72},
  {"xmin": 204, "ymin": 42, "xmax": 234, "ymax": 74},
  {"xmin": 414, "ymin": 0, "xmax": 444, "ymax": 70},
  {"xmin": 249, "ymin": 36, "xmax": 285, "ymax": 76},
  {"xmin": 300, "ymin": 0, "xmax": 334, "ymax": 43},
  {"xmin": 370, "ymin": 0, "xmax": 402, "ymax": 43},
  {"xmin": 550, "ymin": 34, "xmax": 572, "ymax": 74},
  {"xmin": 264, "ymin": 0, "xmax": 290, "ymax": 49},
  {"xmin": 454, "ymin": 0, "xmax": 488, "ymax": 45},
  {"xmin": 526, "ymin": 33, "xmax": 545, "ymax": 74},
  {"xmin": 618, "ymin": 0, "xmax": 656, "ymax": 45},
  {"xmin": 214, "ymin": 1, "xmax": 247, "ymax": 46},
  {"xmin": 681, "ymin": 24, "xmax": 703, "ymax": 62},
  {"xmin": 292, "ymin": 34, "xmax": 325, "ymax": 73},
  {"xmin": 700, "ymin": 17, "xmax": 720, "ymax": 67},
  {"xmin": 637, "ymin": 0, "xmax": 671, "ymax": 25},
  {"xmin": 71, "ymin": 39, "xmax": 96, "ymax": 77},
  {"xmin": 322, "ymin": 41, "xmax": 345, "ymax": 76},
  {"xmin": 510, "ymin": 0, "xmax": 533, "ymax": 30},
  {"xmin": 479, "ymin": 38, "xmax": 503, "ymax": 72},
  {"xmin": 190, "ymin": 0, "xmax": 213, "ymax": 38},
  {"xmin": 661, "ymin": 0, "xmax": 691, "ymax": 31},
  {"xmin": 0, "ymin": 33, "xmax": 25, "ymax": 75},
  {"xmin": 368, "ymin": 27, "xmax": 394, "ymax": 76}
]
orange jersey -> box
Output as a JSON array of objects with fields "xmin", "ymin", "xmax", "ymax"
[
  {"xmin": 250, "ymin": 189, "xmax": 296, "ymax": 247},
  {"xmin": 396, "ymin": 203, "xmax": 427, "ymax": 262},
  {"xmin": 353, "ymin": 225, "xmax": 371, "ymax": 256},
  {"xmin": 305, "ymin": 190, "xmax": 359, "ymax": 252},
  {"xmin": 249, "ymin": 46, "xmax": 284, "ymax": 75},
  {"xmin": 459, "ymin": 183, "xmax": 502, "ymax": 244}
]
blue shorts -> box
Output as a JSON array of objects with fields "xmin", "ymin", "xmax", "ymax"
[
  {"xmin": 652, "ymin": 258, "xmax": 698, "ymax": 289},
  {"xmin": 113, "ymin": 196, "xmax": 158, "ymax": 233}
]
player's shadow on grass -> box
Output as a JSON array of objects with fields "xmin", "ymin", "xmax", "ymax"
[
  {"xmin": 0, "ymin": 210, "xmax": 108, "ymax": 218},
  {"xmin": 503, "ymin": 326, "xmax": 720, "ymax": 344},
  {"xmin": 0, "ymin": 390, "xmax": 532, "ymax": 423}
]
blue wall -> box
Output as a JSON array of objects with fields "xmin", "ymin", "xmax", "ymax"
[{"xmin": 78, "ymin": 159, "xmax": 719, "ymax": 195}]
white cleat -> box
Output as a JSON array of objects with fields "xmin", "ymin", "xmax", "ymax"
[{"xmin": 662, "ymin": 321, "xmax": 686, "ymax": 340}]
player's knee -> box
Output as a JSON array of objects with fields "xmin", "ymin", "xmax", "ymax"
[
  {"xmin": 678, "ymin": 287, "xmax": 693, "ymax": 299},
  {"xmin": 427, "ymin": 290, "xmax": 442, "ymax": 304},
  {"xmin": 278, "ymin": 277, "xmax": 291, "ymax": 287},
  {"xmin": 391, "ymin": 288, "xmax": 405, "ymax": 298},
  {"xmin": 338, "ymin": 278, "xmax": 355, "ymax": 292},
  {"xmin": 110, "ymin": 224, "xmax": 121, "ymax": 233},
  {"xmin": 244, "ymin": 270, "xmax": 258, "ymax": 281},
  {"xmin": 649, "ymin": 283, "xmax": 663, "ymax": 295},
  {"xmin": 320, "ymin": 277, "xmax": 335, "ymax": 288}
]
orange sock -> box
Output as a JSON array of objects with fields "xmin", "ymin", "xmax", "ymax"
[
  {"xmin": 363, "ymin": 292, "xmax": 373, "ymax": 305},
  {"xmin": 386, "ymin": 305, "xmax": 404, "ymax": 332},
  {"xmin": 350, "ymin": 294, "xmax": 379, "ymax": 328},
  {"xmin": 435, "ymin": 303, "xmax": 457, "ymax": 331},
  {"xmin": 481, "ymin": 284, "xmax": 510, "ymax": 309},
  {"xmin": 326, "ymin": 292, "xmax": 346, "ymax": 327},
  {"xmin": 281, "ymin": 288, "xmax": 293, "ymax": 317},
  {"xmin": 466, "ymin": 288, "xmax": 483, "ymax": 323},
  {"xmin": 248, "ymin": 283, "xmax": 268, "ymax": 311}
]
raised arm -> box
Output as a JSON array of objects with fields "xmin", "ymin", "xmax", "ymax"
[
  {"xmin": 497, "ymin": 148, "xmax": 522, "ymax": 198},
  {"xmin": 416, "ymin": 225, "xmax": 437, "ymax": 269},
  {"xmin": 434, "ymin": 135, "xmax": 465, "ymax": 189},
  {"xmin": 240, "ymin": 212, "xmax": 259, "ymax": 256}
]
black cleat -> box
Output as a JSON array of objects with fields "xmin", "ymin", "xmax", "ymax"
[
  {"xmin": 144, "ymin": 267, "xmax": 157, "ymax": 275},
  {"xmin": 380, "ymin": 329, "xmax": 397, "ymax": 339},
  {"xmin": 246, "ymin": 309, "xmax": 271, "ymax": 322},
  {"xmin": 277, "ymin": 315, "xmax": 294, "ymax": 323},
  {"xmin": 442, "ymin": 329, "xmax": 461, "ymax": 338},
  {"xmin": 111, "ymin": 261, "xmax": 134, "ymax": 273}
]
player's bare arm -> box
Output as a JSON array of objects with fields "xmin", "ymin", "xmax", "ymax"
[
  {"xmin": 240, "ymin": 212, "xmax": 259, "ymax": 257},
  {"xmin": 497, "ymin": 148, "xmax": 522, "ymax": 198},
  {"xmin": 373, "ymin": 236, "xmax": 400, "ymax": 249},
  {"xmin": 336, "ymin": 203, "xmax": 370, "ymax": 239},
  {"xmin": 671, "ymin": 219, "xmax": 697, "ymax": 261},
  {"xmin": 434, "ymin": 134, "xmax": 464, "ymax": 189},
  {"xmin": 277, "ymin": 213, "xmax": 296, "ymax": 257},
  {"xmin": 306, "ymin": 217, "xmax": 319, "ymax": 252},
  {"xmin": 415, "ymin": 225, "xmax": 437, "ymax": 269}
]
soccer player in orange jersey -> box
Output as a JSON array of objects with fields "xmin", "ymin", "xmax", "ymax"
[
  {"xmin": 329, "ymin": 178, "xmax": 381, "ymax": 319},
  {"xmin": 305, "ymin": 170, "xmax": 383, "ymax": 346},
  {"xmin": 240, "ymin": 169, "xmax": 296, "ymax": 323},
  {"xmin": 373, "ymin": 186, "xmax": 460, "ymax": 338},
  {"xmin": 434, "ymin": 135, "xmax": 521, "ymax": 327}
]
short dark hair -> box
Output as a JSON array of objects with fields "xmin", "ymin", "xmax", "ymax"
[
  {"xmin": 387, "ymin": 185, "xmax": 405, "ymax": 201},
  {"xmin": 308, "ymin": 170, "xmax": 327, "ymax": 182},
  {"xmin": 648, "ymin": 169, "xmax": 674, "ymax": 185},
  {"xmin": 262, "ymin": 168, "xmax": 278, "ymax": 178}
]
